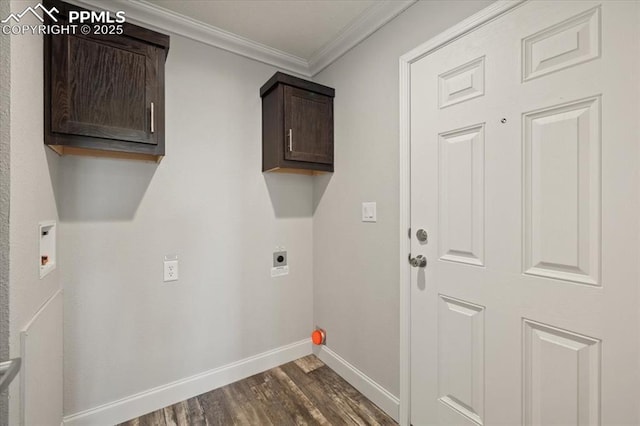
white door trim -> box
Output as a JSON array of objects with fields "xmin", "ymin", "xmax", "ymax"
[{"xmin": 397, "ymin": 2, "xmax": 525, "ymax": 424}]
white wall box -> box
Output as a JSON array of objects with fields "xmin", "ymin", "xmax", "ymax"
[{"xmin": 39, "ymin": 221, "xmax": 56, "ymax": 279}]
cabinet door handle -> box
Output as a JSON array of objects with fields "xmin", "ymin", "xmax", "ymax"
[
  {"xmin": 288, "ymin": 128, "xmax": 293, "ymax": 152},
  {"xmin": 150, "ymin": 102, "xmax": 155, "ymax": 134}
]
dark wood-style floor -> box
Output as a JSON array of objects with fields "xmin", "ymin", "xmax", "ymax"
[{"xmin": 119, "ymin": 355, "xmax": 397, "ymax": 426}]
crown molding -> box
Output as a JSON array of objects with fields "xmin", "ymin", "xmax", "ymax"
[
  {"xmin": 70, "ymin": 0, "xmax": 417, "ymax": 78},
  {"xmin": 308, "ymin": 0, "xmax": 416, "ymax": 76},
  {"xmin": 73, "ymin": 0, "xmax": 311, "ymax": 77}
]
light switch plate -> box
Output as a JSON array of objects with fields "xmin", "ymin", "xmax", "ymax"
[{"xmin": 362, "ymin": 202, "xmax": 377, "ymax": 222}]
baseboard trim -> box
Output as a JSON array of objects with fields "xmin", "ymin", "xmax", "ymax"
[
  {"xmin": 313, "ymin": 345, "xmax": 400, "ymax": 422},
  {"xmin": 63, "ymin": 339, "xmax": 312, "ymax": 426}
]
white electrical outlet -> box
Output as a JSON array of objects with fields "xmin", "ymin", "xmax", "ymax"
[{"xmin": 163, "ymin": 259, "xmax": 178, "ymax": 282}]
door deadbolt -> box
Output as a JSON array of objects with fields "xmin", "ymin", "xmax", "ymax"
[
  {"xmin": 410, "ymin": 255, "xmax": 427, "ymax": 268},
  {"xmin": 416, "ymin": 229, "xmax": 428, "ymax": 243}
]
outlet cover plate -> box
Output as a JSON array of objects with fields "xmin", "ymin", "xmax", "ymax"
[{"xmin": 164, "ymin": 259, "xmax": 178, "ymax": 282}]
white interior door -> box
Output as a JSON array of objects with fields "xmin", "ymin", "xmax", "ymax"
[{"xmin": 409, "ymin": 1, "xmax": 640, "ymax": 424}]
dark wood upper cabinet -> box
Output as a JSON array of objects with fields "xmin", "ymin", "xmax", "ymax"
[
  {"xmin": 261, "ymin": 72, "xmax": 335, "ymax": 174},
  {"xmin": 44, "ymin": 0, "xmax": 169, "ymax": 161}
]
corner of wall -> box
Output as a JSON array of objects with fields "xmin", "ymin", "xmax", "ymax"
[
  {"xmin": 312, "ymin": 344, "xmax": 400, "ymax": 421},
  {"xmin": 0, "ymin": 0, "xmax": 10, "ymax": 423},
  {"xmin": 310, "ymin": 0, "xmax": 497, "ymax": 418},
  {"xmin": 7, "ymin": 2, "xmax": 63, "ymax": 423}
]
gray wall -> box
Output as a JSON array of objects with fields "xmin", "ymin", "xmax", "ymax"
[
  {"xmin": 0, "ymin": 0, "xmax": 10, "ymax": 423},
  {"xmin": 8, "ymin": 0, "xmax": 64, "ymax": 423},
  {"xmin": 60, "ymin": 35, "xmax": 314, "ymax": 416},
  {"xmin": 312, "ymin": 0, "xmax": 494, "ymax": 396},
  {"xmin": 6, "ymin": 0, "xmax": 497, "ymax": 420}
]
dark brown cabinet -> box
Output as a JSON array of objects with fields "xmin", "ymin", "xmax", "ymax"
[
  {"xmin": 261, "ymin": 72, "xmax": 334, "ymax": 174},
  {"xmin": 44, "ymin": 0, "xmax": 169, "ymax": 161}
]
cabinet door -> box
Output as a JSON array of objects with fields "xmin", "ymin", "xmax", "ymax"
[
  {"xmin": 283, "ymin": 86, "xmax": 333, "ymax": 164},
  {"xmin": 50, "ymin": 33, "xmax": 159, "ymax": 145}
]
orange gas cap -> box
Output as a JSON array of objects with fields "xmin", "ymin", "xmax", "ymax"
[{"xmin": 311, "ymin": 329, "xmax": 325, "ymax": 345}]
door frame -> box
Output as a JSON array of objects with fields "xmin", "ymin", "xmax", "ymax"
[{"xmin": 397, "ymin": 2, "xmax": 525, "ymax": 424}]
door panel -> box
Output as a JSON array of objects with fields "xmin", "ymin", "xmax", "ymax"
[
  {"xmin": 438, "ymin": 57, "xmax": 485, "ymax": 108},
  {"xmin": 410, "ymin": 1, "xmax": 639, "ymax": 425},
  {"xmin": 438, "ymin": 124, "xmax": 485, "ymax": 266},
  {"xmin": 522, "ymin": 319, "xmax": 600, "ymax": 426},
  {"xmin": 522, "ymin": 6, "xmax": 600, "ymax": 82},
  {"xmin": 437, "ymin": 295, "xmax": 485, "ymax": 424},
  {"xmin": 523, "ymin": 97, "xmax": 601, "ymax": 285}
]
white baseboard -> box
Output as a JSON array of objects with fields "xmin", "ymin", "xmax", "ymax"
[
  {"xmin": 313, "ymin": 345, "xmax": 400, "ymax": 422},
  {"xmin": 63, "ymin": 339, "xmax": 312, "ymax": 426}
]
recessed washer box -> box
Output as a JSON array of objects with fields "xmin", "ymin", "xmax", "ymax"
[
  {"xmin": 39, "ymin": 221, "xmax": 56, "ymax": 279},
  {"xmin": 273, "ymin": 251, "xmax": 287, "ymax": 267},
  {"xmin": 271, "ymin": 251, "xmax": 289, "ymax": 277}
]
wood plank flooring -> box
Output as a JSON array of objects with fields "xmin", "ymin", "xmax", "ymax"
[{"xmin": 119, "ymin": 355, "xmax": 397, "ymax": 426}]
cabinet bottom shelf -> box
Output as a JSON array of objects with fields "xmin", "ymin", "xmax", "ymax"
[
  {"xmin": 47, "ymin": 145, "xmax": 163, "ymax": 163},
  {"xmin": 264, "ymin": 166, "xmax": 331, "ymax": 176}
]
